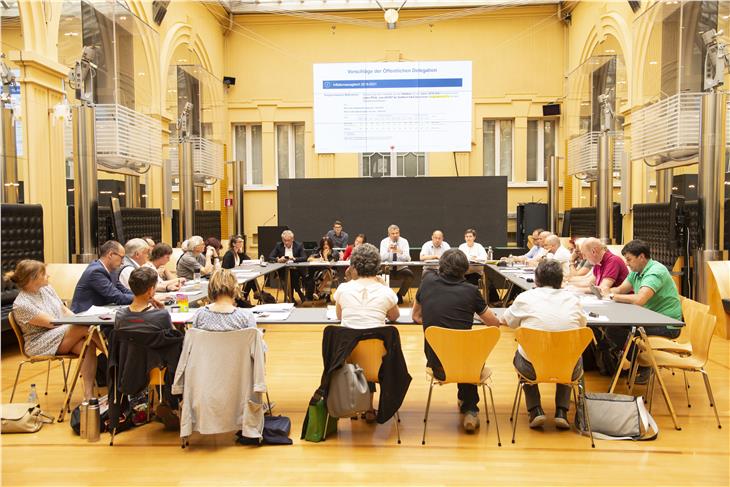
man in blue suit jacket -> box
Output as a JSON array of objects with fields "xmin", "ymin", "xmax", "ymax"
[
  {"xmin": 268, "ymin": 229, "xmax": 313, "ymax": 302},
  {"xmin": 71, "ymin": 240, "xmax": 134, "ymax": 313}
]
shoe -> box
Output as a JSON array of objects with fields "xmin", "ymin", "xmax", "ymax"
[
  {"xmin": 156, "ymin": 403, "xmax": 180, "ymax": 431},
  {"xmin": 554, "ymin": 408, "xmax": 570, "ymax": 430},
  {"xmin": 397, "ymin": 294, "xmax": 404, "ymax": 305},
  {"xmin": 463, "ymin": 411, "xmax": 480, "ymax": 433},
  {"xmin": 528, "ymin": 406, "xmax": 546, "ymax": 428},
  {"xmin": 634, "ymin": 366, "xmax": 651, "ymax": 385},
  {"xmin": 364, "ymin": 409, "xmax": 377, "ymax": 424}
]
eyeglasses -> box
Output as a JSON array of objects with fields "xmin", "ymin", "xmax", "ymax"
[{"xmin": 111, "ymin": 252, "xmax": 125, "ymax": 258}]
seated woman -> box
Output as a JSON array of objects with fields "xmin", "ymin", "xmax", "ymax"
[
  {"xmin": 204, "ymin": 237, "xmax": 223, "ymax": 268},
  {"xmin": 309, "ymin": 237, "xmax": 339, "ymax": 301},
  {"xmin": 146, "ymin": 243, "xmax": 184, "ymax": 292},
  {"xmin": 222, "ymin": 234, "xmax": 259, "ymax": 305},
  {"xmin": 176, "ymin": 236, "xmax": 214, "ymax": 281},
  {"xmin": 334, "ymin": 243, "xmax": 400, "ymax": 422},
  {"xmin": 7, "ymin": 260, "xmax": 101, "ymax": 400},
  {"xmin": 192, "ymin": 270, "xmax": 263, "ymax": 350},
  {"xmin": 341, "ymin": 234, "xmax": 366, "ymax": 261},
  {"xmin": 458, "ymin": 228, "xmax": 487, "ymax": 287}
]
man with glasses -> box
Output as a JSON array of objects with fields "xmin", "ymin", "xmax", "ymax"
[
  {"xmin": 117, "ymin": 238, "xmax": 151, "ymax": 290},
  {"xmin": 71, "ymin": 240, "xmax": 135, "ymax": 313}
]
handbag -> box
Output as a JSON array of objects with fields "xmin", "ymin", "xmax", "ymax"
[
  {"xmin": 326, "ymin": 363, "xmax": 371, "ymax": 419},
  {"xmin": 1, "ymin": 403, "xmax": 53, "ymax": 433},
  {"xmin": 575, "ymin": 392, "xmax": 659, "ymax": 441},
  {"xmin": 237, "ymin": 415, "xmax": 293, "ymax": 446},
  {"xmin": 301, "ymin": 397, "xmax": 337, "ymax": 442}
]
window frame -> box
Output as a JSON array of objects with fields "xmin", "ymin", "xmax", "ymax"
[
  {"xmin": 359, "ymin": 150, "xmax": 428, "ymax": 178},
  {"xmin": 232, "ymin": 123, "xmax": 264, "ymax": 188},
  {"xmin": 275, "ymin": 122, "xmax": 305, "ymax": 183},
  {"xmin": 483, "ymin": 119, "xmax": 514, "ymax": 181},
  {"xmin": 526, "ymin": 118, "xmax": 559, "ymax": 184}
]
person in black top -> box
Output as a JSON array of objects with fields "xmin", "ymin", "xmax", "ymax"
[
  {"xmin": 413, "ymin": 248, "xmax": 500, "ymax": 433},
  {"xmin": 222, "ymin": 234, "xmax": 260, "ymax": 305},
  {"xmin": 268, "ymin": 230, "xmax": 314, "ymax": 302}
]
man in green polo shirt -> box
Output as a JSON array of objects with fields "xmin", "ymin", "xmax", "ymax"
[{"xmin": 602, "ymin": 239, "xmax": 682, "ymax": 383}]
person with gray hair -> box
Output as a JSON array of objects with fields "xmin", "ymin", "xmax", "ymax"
[
  {"xmin": 379, "ymin": 224, "xmax": 413, "ymax": 304},
  {"xmin": 118, "ymin": 238, "xmax": 151, "ymax": 289},
  {"xmin": 413, "ymin": 248, "xmax": 499, "ymax": 433},
  {"xmin": 177, "ymin": 235, "xmax": 214, "ymax": 281},
  {"xmin": 499, "ymin": 259, "xmax": 587, "ymax": 430},
  {"xmin": 268, "ymin": 229, "xmax": 313, "ymax": 302},
  {"xmin": 542, "ymin": 234, "xmax": 571, "ymax": 277}
]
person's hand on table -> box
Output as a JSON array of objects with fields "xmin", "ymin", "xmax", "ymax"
[
  {"xmin": 150, "ymin": 297, "xmax": 165, "ymax": 309},
  {"xmin": 277, "ymin": 256, "xmax": 287, "ymax": 263}
]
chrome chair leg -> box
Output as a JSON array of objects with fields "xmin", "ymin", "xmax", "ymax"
[
  {"xmin": 511, "ymin": 384, "xmax": 523, "ymax": 444},
  {"xmin": 700, "ymin": 369, "xmax": 722, "ymax": 429},
  {"xmin": 10, "ymin": 361, "xmax": 27, "ymax": 402},
  {"xmin": 394, "ymin": 411, "xmax": 401, "ymax": 444},
  {"xmin": 578, "ymin": 382, "xmax": 595, "ymax": 448},
  {"xmin": 44, "ymin": 361, "xmax": 51, "ymax": 396},
  {"xmin": 509, "ymin": 380, "xmax": 521, "ymax": 422},
  {"xmin": 487, "ymin": 384, "xmax": 501, "ymax": 447},
  {"xmin": 682, "ymin": 371, "xmax": 691, "ymax": 408},
  {"xmin": 481, "ymin": 384, "xmax": 490, "ymax": 424},
  {"xmin": 421, "ymin": 378, "xmax": 435, "ymax": 445}
]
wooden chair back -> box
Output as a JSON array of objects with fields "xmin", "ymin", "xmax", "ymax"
[
  {"xmin": 515, "ymin": 327, "xmax": 594, "ymax": 384},
  {"xmin": 689, "ymin": 312, "xmax": 717, "ymax": 366},
  {"xmin": 45, "ymin": 263, "xmax": 89, "ymax": 303},
  {"xmin": 7, "ymin": 312, "xmax": 29, "ymax": 359},
  {"xmin": 348, "ymin": 339, "xmax": 387, "ymax": 383},
  {"xmin": 424, "ymin": 326, "xmax": 501, "ymax": 384}
]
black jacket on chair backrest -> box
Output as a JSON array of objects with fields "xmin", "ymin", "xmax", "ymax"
[{"xmin": 317, "ymin": 325, "xmax": 411, "ymax": 424}]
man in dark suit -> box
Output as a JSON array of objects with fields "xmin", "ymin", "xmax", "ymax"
[
  {"xmin": 71, "ymin": 240, "xmax": 136, "ymax": 313},
  {"xmin": 268, "ymin": 229, "xmax": 313, "ymax": 302}
]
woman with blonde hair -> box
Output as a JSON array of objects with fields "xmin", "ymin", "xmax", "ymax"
[
  {"xmin": 191, "ymin": 269, "xmax": 257, "ymax": 332},
  {"xmin": 7, "ymin": 260, "xmax": 100, "ymax": 400}
]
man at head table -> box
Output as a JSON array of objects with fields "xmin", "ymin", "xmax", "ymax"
[
  {"xmin": 326, "ymin": 220, "xmax": 349, "ymax": 250},
  {"xmin": 379, "ymin": 224, "xmax": 414, "ymax": 305},
  {"xmin": 268, "ymin": 229, "xmax": 314, "ymax": 303},
  {"xmin": 419, "ymin": 230, "xmax": 451, "ymax": 274}
]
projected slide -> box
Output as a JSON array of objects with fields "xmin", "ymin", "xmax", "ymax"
[{"xmin": 313, "ymin": 61, "xmax": 472, "ymax": 153}]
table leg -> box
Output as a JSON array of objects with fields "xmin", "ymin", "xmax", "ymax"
[
  {"xmin": 286, "ymin": 266, "xmax": 293, "ymax": 303},
  {"xmin": 57, "ymin": 326, "xmax": 107, "ymax": 422},
  {"xmin": 637, "ymin": 327, "xmax": 681, "ymax": 430},
  {"xmin": 608, "ymin": 326, "xmax": 636, "ymax": 394}
]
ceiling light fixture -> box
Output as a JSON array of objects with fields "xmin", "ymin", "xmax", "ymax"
[{"xmin": 376, "ymin": 0, "xmax": 407, "ymax": 29}]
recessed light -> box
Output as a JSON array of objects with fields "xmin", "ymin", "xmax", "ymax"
[
  {"xmin": 605, "ymin": 49, "xmax": 615, "ymax": 53},
  {"xmin": 138, "ymin": 72, "xmax": 145, "ymax": 76},
  {"xmin": 119, "ymin": 16, "xmax": 127, "ymax": 20},
  {"xmin": 688, "ymin": 184, "xmax": 696, "ymax": 189},
  {"xmin": 64, "ymin": 31, "xmax": 79, "ymax": 36},
  {"xmin": 177, "ymin": 59, "xmax": 188, "ymax": 63},
  {"xmin": 649, "ymin": 61, "xmax": 658, "ymax": 65}
]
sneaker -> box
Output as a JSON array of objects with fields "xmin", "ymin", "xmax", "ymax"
[
  {"xmin": 554, "ymin": 408, "xmax": 570, "ymax": 430},
  {"xmin": 528, "ymin": 406, "xmax": 546, "ymax": 429},
  {"xmin": 463, "ymin": 411, "xmax": 480, "ymax": 433}
]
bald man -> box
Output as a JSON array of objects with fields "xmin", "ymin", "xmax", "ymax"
[
  {"xmin": 512, "ymin": 230, "xmax": 550, "ymax": 263},
  {"xmin": 420, "ymin": 230, "xmax": 451, "ymax": 273},
  {"xmin": 570, "ymin": 237, "xmax": 628, "ymax": 293},
  {"xmin": 542, "ymin": 235, "xmax": 571, "ymax": 276}
]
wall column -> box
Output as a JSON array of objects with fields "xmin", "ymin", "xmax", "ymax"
[{"xmin": 10, "ymin": 51, "xmax": 69, "ymax": 262}]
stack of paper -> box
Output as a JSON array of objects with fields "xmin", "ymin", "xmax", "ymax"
[
  {"xmin": 252, "ymin": 302, "xmax": 295, "ymax": 322},
  {"xmin": 78, "ymin": 305, "xmax": 116, "ymax": 316},
  {"xmin": 326, "ymin": 305, "xmax": 338, "ymax": 321},
  {"xmin": 170, "ymin": 311, "xmax": 198, "ymax": 324}
]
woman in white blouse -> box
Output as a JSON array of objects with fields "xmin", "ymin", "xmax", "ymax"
[{"xmin": 458, "ymin": 228, "xmax": 487, "ymax": 287}]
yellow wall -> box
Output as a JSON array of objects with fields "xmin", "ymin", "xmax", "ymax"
[{"xmin": 225, "ymin": 6, "xmax": 566, "ymax": 249}]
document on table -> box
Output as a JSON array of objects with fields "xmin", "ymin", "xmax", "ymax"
[
  {"xmin": 586, "ymin": 314, "xmax": 610, "ymax": 323},
  {"xmin": 253, "ymin": 303, "xmax": 295, "ymax": 312},
  {"xmin": 579, "ymin": 295, "xmax": 610, "ymax": 306},
  {"xmin": 326, "ymin": 305, "xmax": 338, "ymax": 321},
  {"xmin": 170, "ymin": 311, "xmax": 198, "ymax": 323},
  {"xmin": 78, "ymin": 305, "xmax": 116, "ymax": 316},
  {"xmin": 253, "ymin": 310, "xmax": 293, "ymax": 322}
]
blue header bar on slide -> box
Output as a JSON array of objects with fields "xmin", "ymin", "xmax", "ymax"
[{"xmin": 323, "ymin": 78, "xmax": 462, "ymax": 89}]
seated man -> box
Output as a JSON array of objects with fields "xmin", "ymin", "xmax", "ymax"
[
  {"xmin": 569, "ymin": 237, "xmax": 628, "ymax": 293},
  {"xmin": 542, "ymin": 235, "xmax": 571, "ymax": 277},
  {"xmin": 379, "ymin": 224, "xmax": 414, "ymax": 305},
  {"xmin": 413, "ymin": 249, "xmax": 500, "ymax": 433},
  {"xmin": 419, "ymin": 229, "xmax": 450, "ymax": 274},
  {"xmin": 114, "ymin": 267, "xmax": 174, "ymax": 331},
  {"xmin": 118, "ymin": 238, "xmax": 151, "ymax": 290},
  {"xmin": 268, "ymin": 229, "xmax": 314, "ymax": 302},
  {"xmin": 508, "ymin": 228, "xmax": 545, "ymax": 262},
  {"xmin": 567, "ymin": 238, "xmax": 593, "ymax": 279},
  {"xmin": 326, "ymin": 220, "xmax": 349, "ymax": 250},
  {"xmin": 603, "ymin": 239, "xmax": 682, "ymax": 382},
  {"xmin": 500, "ymin": 260, "xmax": 587, "ymax": 429},
  {"xmin": 71, "ymin": 240, "xmax": 135, "ymax": 313}
]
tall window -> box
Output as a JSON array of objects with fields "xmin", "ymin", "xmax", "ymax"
[
  {"xmin": 276, "ymin": 123, "xmax": 305, "ymax": 180},
  {"xmin": 483, "ymin": 120, "xmax": 513, "ymax": 181},
  {"xmin": 360, "ymin": 152, "xmax": 426, "ymax": 177},
  {"xmin": 526, "ymin": 119, "xmax": 558, "ymax": 182},
  {"xmin": 233, "ymin": 125, "xmax": 263, "ymax": 185}
]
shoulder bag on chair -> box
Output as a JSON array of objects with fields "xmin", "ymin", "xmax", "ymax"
[
  {"xmin": 575, "ymin": 392, "xmax": 659, "ymax": 441},
  {"xmin": 1, "ymin": 403, "xmax": 54, "ymax": 433},
  {"xmin": 326, "ymin": 363, "xmax": 371, "ymax": 419}
]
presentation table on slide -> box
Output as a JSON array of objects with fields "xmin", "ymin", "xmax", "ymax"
[{"xmin": 314, "ymin": 61, "xmax": 472, "ymax": 153}]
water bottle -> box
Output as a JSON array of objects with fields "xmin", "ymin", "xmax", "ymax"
[
  {"xmin": 259, "ymin": 255, "xmax": 266, "ymax": 266},
  {"xmin": 27, "ymin": 384, "xmax": 38, "ymax": 404},
  {"xmin": 79, "ymin": 400, "xmax": 89, "ymax": 439},
  {"xmin": 87, "ymin": 398, "xmax": 100, "ymax": 442},
  {"xmin": 487, "ymin": 246, "xmax": 494, "ymax": 261}
]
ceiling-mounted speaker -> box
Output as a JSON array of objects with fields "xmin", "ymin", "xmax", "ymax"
[
  {"xmin": 542, "ymin": 104, "xmax": 561, "ymax": 116},
  {"xmin": 223, "ymin": 76, "xmax": 236, "ymax": 86},
  {"xmin": 152, "ymin": 0, "xmax": 170, "ymax": 25},
  {"xmin": 628, "ymin": 1, "xmax": 641, "ymax": 13}
]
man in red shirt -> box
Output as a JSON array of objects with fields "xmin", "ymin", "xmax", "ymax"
[{"xmin": 569, "ymin": 237, "xmax": 628, "ymax": 292}]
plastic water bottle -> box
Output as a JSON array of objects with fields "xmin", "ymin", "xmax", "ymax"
[
  {"xmin": 79, "ymin": 400, "xmax": 89, "ymax": 439},
  {"xmin": 27, "ymin": 384, "xmax": 38, "ymax": 404},
  {"xmin": 87, "ymin": 398, "xmax": 100, "ymax": 442},
  {"xmin": 487, "ymin": 246, "xmax": 494, "ymax": 261},
  {"xmin": 259, "ymin": 255, "xmax": 266, "ymax": 266}
]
